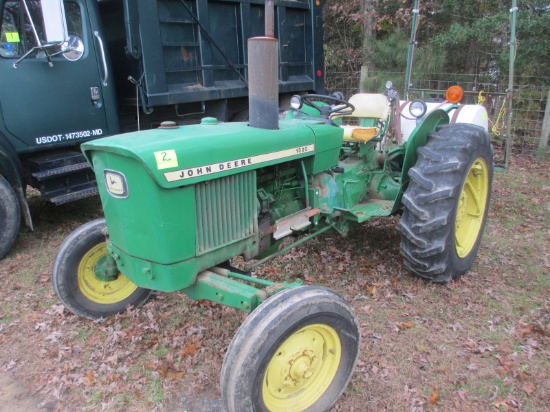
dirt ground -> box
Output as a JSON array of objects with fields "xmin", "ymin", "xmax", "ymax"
[
  {"xmin": 0, "ymin": 372, "xmax": 45, "ymax": 411},
  {"xmin": 0, "ymin": 158, "xmax": 548, "ymax": 411}
]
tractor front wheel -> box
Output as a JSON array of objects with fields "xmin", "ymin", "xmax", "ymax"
[
  {"xmin": 52, "ymin": 218, "xmax": 152, "ymax": 319},
  {"xmin": 221, "ymin": 286, "xmax": 360, "ymax": 412},
  {"xmin": 400, "ymin": 123, "xmax": 493, "ymax": 283}
]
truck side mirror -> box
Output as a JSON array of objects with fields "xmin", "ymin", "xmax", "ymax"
[
  {"xmin": 41, "ymin": 0, "xmax": 84, "ymax": 62},
  {"xmin": 12, "ymin": 0, "xmax": 83, "ymax": 67},
  {"xmin": 41, "ymin": 0, "xmax": 68, "ymax": 43}
]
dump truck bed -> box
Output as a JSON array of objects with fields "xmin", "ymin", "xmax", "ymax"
[{"xmin": 100, "ymin": 0, "xmax": 324, "ymax": 107}]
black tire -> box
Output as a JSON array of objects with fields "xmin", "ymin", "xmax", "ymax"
[
  {"xmin": 0, "ymin": 175, "xmax": 20, "ymax": 259},
  {"xmin": 400, "ymin": 123, "xmax": 493, "ymax": 283},
  {"xmin": 221, "ymin": 286, "xmax": 360, "ymax": 412},
  {"xmin": 52, "ymin": 218, "xmax": 152, "ymax": 319}
]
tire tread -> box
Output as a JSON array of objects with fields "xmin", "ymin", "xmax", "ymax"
[
  {"xmin": 400, "ymin": 123, "xmax": 493, "ymax": 283},
  {"xmin": 0, "ymin": 175, "xmax": 21, "ymax": 259}
]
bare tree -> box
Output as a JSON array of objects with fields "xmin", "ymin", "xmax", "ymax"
[
  {"xmin": 538, "ymin": 88, "xmax": 550, "ymax": 158},
  {"xmin": 360, "ymin": 0, "xmax": 378, "ymax": 92}
]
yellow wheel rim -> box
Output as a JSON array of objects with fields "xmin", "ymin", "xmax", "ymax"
[
  {"xmin": 78, "ymin": 242, "xmax": 138, "ymax": 304},
  {"xmin": 262, "ymin": 324, "xmax": 341, "ymax": 412},
  {"xmin": 455, "ymin": 158, "xmax": 489, "ymax": 258}
]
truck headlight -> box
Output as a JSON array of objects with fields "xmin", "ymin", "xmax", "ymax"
[{"xmin": 409, "ymin": 100, "xmax": 427, "ymax": 118}]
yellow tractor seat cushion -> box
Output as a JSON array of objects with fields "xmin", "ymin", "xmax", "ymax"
[{"xmin": 341, "ymin": 126, "xmax": 380, "ymax": 142}]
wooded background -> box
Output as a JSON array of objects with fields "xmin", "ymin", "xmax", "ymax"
[{"xmin": 322, "ymin": 0, "xmax": 550, "ymax": 161}]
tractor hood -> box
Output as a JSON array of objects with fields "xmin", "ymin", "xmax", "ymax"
[{"xmin": 82, "ymin": 118, "xmax": 330, "ymax": 189}]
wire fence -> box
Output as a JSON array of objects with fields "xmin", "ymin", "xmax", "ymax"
[{"xmin": 325, "ymin": 71, "xmax": 550, "ymax": 163}]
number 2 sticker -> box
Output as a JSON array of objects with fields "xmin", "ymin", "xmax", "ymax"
[{"xmin": 154, "ymin": 150, "xmax": 178, "ymax": 170}]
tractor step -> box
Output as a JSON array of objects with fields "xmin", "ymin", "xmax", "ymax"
[{"xmin": 346, "ymin": 200, "xmax": 394, "ymax": 223}]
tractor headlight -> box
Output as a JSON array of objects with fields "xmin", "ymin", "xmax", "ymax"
[
  {"xmin": 409, "ymin": 100, "xmax": 427, "ymax": 118},
  {"xmin": 331, "ymin": 91, "xmax": 344, "ymax": 101},
  {"xmin": 290, "ymin": 95, "xmax": 303, "ymax": 110}
]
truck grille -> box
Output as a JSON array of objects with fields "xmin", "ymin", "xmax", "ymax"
[{"xmin": 195, "ymin": 171, "xmax": 257, "ymax": 254}]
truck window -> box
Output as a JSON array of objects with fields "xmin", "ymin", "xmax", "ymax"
[{"xmin": 0, "ymin": 0, "xmax": 82, "ymax": 59}]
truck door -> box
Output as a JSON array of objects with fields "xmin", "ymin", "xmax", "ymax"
[{"xmin": 0, "ymin": 0, "xmax": 116, "ymax": 152}]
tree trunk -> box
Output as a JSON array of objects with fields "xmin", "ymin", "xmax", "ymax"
[
  {"xmin": 464, "ymin": 40, "xmax": 479, "ymax": 75},
  {"xmin": 537, "ymin": 88, "xmax": 550, "ymax": 158},
  {"xmin": 359, "ymin": 0, "xmax": 377, "ymax": 92}
]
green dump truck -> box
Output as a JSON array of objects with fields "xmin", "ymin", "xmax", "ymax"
[{"xmin": 0, "ymin": 0, "xmax": 325, "ymax": 258}]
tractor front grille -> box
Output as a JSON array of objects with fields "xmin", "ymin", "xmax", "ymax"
[{"xmin": 195, "ymin": 171, "xmax": 257, "ymax": 254}]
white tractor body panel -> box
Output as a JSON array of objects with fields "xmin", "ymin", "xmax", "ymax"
[{"xmin": 400, "ymin": 101, "xmax": 489, "ymax": 141}]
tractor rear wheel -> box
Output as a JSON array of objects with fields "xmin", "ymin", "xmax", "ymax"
[
  {"xmin": 52, "ymin": 218, "xmax": 152, "ymax": 319},
  {"xmin": 0, "ymin": 175, "xmax": 20, "ymax": 259},
  {"xmin": 400, "ymin": 124, "xmax": 493, "ymax": 283},
  {"xmin": 221, "ymin": 286, "xmax": 360, "ymax": 412}
]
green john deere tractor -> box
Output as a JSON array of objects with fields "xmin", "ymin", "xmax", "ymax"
[{"xmin": 52, "ymin": 36, "xmax": 493, "ymax": 412}]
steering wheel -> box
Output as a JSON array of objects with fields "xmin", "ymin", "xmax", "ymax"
[{"xmin": 301, "ymin": 94, "xmax": 355, "ymax": 118}]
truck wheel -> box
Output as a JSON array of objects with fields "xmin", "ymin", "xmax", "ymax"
[
  {"xmin": 400, "ymin": 123, "xmax": 493, "ymax": 283},
  {"xmin": 52, "ymin": 218, "xmax": 152, "ymax": 319},
  {"xmin": 0, "ymin": 175, "xmax": 20, "ymax": 259},
  {"xmin": 221, "ymin": 286, "xmax": 360, "ymax": 412}
]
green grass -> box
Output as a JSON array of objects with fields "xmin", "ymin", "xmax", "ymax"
[
  {"xmin": 0, "ymin": 314, "xmax": 14, "ymax": 324},
  {"xmin": 88, "ymin": 390, "xmax": 105, "ymax": 404},
  {"xmin": 492, "ymin": 377, "xmax": 514, "ymax": 396},
  {"xmin": 147, "ymin": 378, "xmax": 164, "ymax": 405},
  {"xmin": 74, "ymin": 328, "xmax": 93, "ymax": 343},
  {"xmin": 155, "ymin": 346, "xmax": 169, "ymax": 357},
  {"xmin": 536, "ymin": 273, "xmax": 550, "ymax": 287}
]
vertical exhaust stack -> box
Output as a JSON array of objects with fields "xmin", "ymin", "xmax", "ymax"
[{"xmin": 248, "ymin": 0, "xmax": 279, "ymax": 130}]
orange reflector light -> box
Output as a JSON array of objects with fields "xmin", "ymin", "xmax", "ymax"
[{"xmin": 446, "ymin": 85, "xmax": 464, "ymax": 103}]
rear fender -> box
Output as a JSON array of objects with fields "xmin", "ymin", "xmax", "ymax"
[{"xmin": 391, "ymin": 109, "xmax": 450, "ymax": 213}]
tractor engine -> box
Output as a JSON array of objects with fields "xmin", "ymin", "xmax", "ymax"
[{"xmin": 256, "ymin": 162, "xmax": 308, "ymax": 255}]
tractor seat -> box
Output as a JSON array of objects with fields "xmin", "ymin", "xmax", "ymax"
[{"xmin": 334, "ymin": 93, "xmax": 390, "ymax": 142}]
